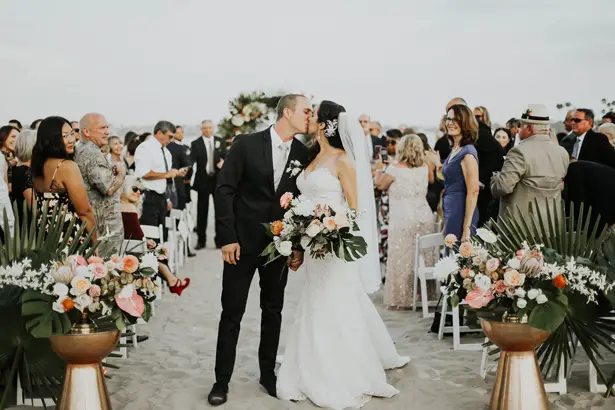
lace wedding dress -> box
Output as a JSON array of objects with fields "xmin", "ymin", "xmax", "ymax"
[{"xmin": 276, "ymin": 167, "xmax": 409, "ymax": 410}]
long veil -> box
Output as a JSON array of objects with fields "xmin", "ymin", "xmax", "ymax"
[{"xmin": 338, "ymin": 112, "xmax": 382, "ymax": 294}]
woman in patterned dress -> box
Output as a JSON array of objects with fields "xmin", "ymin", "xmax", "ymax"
[
  {"xmin": 375, "ymin": 135, "xmax": 435, "ymax": 310},
  {"xmin": 30, "ymin": 116, "xmax": 97, "ymax": 249}
]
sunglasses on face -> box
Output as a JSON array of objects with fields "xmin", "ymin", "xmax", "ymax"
[
  {"xmin": 132, "ymin": 186, "xmax": 141, "ymax": 193},
  {"xmin": 475, "ymin": 115, "xmax": 483, "ymax": 121},
  {"xmin": 571, "ymin": 118, "xmax": 586, "ymax": 123}
]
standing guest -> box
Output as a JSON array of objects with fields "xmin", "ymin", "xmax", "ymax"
[
  {"xmin": 598, "ymin": 123, "xmax": 615, "ymax": 147},
  {"xmin": 375, "ymin": 135, "xmax": 435, "ymax": 309},
  {"xmin": 559, "ymin": 109, "xmax": 577, "ymax": 154},
  {"xmin": 474, "ymin": 106, "xmax": 492, "ymax": 128},
  {"xmin": 447, "ymin": 97, "xmax": 504, "ymax": 228},
  {"xmin": 70, "ymin": 121, "xmax": 80, "ymax": 140},
  {"xmin": 11, "ymin": 130, "xmax": 37, "ymax": 226},
  {"xmin": 124, "ymin": 131, "xmax": 138, "ymax": 147},
  {"xmin": 8, "ymin": 120, "xmax": 22, "ymax": 132},
  {"xmin": 491, "ymin": 105, "xmax": 569, "ymax": 222},
  {"xmin": 601, "ymin": 112, "xmax": 615, "ymax": 124},
  {"xmin": 191, "ymin": 120, "xmax": 226, "ymax": 249},
  {"xmin": 75, "ymin": 113, "xmax": 126, "ymax": 257},
  {"xmin": 30, "ymin": 119, "xmax": 43, "ymax": 130},
  {"xmin": 166, "ymin": 125, "xmax": 192, "ymax": 210},
  {"xmin": 571, "ymin": 109, "xmax": 615, "ymax": 168},
  {"xmin": 107, "ymin": 136, "xmax": 125, "ymax": 174},
  {"xmin": 125, "ymin": 138, "xmax": 140, "ymax": 174},
  {"xmin": 139, "ymin": 132, "xmax": 151, "ymax": 143},
  {"xmin": 434, "ymin": 115, "xmax": 452, "ymax": 162},
  {"xmin": 134, "ymin": 121, "xmax": 185, "ymax": 235},
  {"xmin": 417, "ymin": 133, "xmax": 442, "ymax": 212},
  {"xmin": 358, "ymin": 114, "xmax": 371, "ymax": 136},
  {"xmin": 494, "ymin": 128, "xmax": 513, "ymax": 153},
  {"xmin": 0, "ymin": 143, "xmax": 14, "ymax": 234},
  {"xmin": 506, "ymin": 118, "xmax": 521, "ymax": 147},
  {"xmin": 0, "ymin": 125, "xmax": 18, "ymax": 194},
  {"xmin": 30, "ymin": 116, "xmax": 96, "ymax": 243},
  {"xmin": 442, "ymin": 104, "xmax": 480, "ymax": 243},
  {"xmin": 368, "ymin": 121, "xmax": 387, "ymax": 159}
]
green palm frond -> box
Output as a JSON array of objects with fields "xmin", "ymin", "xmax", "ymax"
[{"xmin": 488, "ymin": 199, "xmax": 615, "ymax": 396}]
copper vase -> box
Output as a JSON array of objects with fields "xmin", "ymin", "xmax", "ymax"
[
  {"xmin": 50, "ymin": 329, "xmax": 120, "ymax": 410},
  {"xmin": 481, "ymin": 316, "xmax": 551, "ymax": 410}
]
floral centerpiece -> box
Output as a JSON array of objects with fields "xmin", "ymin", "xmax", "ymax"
[
  {"xmin": 217, "ymin": 91, "xmax": 282, "ymax": 141},
  {"xmin": 260, "ymin": 192, "xmax": 367, "ymax": 263}
]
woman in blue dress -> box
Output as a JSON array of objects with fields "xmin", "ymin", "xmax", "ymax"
[{"xmin": 442, "ymin": 104, "xmax": 480, "ymax": 243}]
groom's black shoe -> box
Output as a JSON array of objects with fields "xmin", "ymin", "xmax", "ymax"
[
  {"xmin": 207, "ymin": 383, "xmax": 228, "ymax": 406},
  {"xmin": 259, "ymin": 376, "xmax": 277, "ymax": 398}
]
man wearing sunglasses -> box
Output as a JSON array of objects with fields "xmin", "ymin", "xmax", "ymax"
[{"xmin": 570, "ymin": 109, "xmax": 615, "ymax": 168}]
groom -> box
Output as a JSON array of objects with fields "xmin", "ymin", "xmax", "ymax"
[{"xmin": 208, "ymin": 94, "xmax": 312, "ymax": 405}]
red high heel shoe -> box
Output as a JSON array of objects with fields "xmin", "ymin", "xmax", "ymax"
[{"xmin": 169, "ymin": 278, "xmax": 190, "ymax": 296}]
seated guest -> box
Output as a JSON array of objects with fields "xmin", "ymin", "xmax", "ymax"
[
  {"xmin": 121, "ymin": 176, "xmax": 190, "ymax": 295},
  {"xmin": 491, "ymin": 104, "xmax": 569, "ymax": 222},
  {"xmin": 11, "ymin": 130, "xmax": 37, "ymax": 226}
]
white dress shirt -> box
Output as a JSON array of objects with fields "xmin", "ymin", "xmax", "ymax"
[
  {"xmin": 134, "ymin": 137, "xmax": 173, "ymax": 194},
  {"xmin": 202, "ymin": 136, "xmax": 215, "ymax": 175},
  {"xmin": 270, "ymin": 126, "xmax": 292, "ymax": 189}
]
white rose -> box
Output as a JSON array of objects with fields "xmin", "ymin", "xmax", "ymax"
[
  {"xmin": 306, "ymin": 221, "xmax": 322, "ymax": 238},
  {"xmin": 53, "ymin": 283, "xmax": 69, "ymax": 297},
  {"xmin": 300, "ymin": 236, "xmax": 312, "ymax": 250},
  {"xmin": 283, "ymin": 210, "xmax": 293, "ymax": 221},
  {"xmin": 76, "ymin": 265, "xmax": 92, "ymax": 279},
  {"xmin": 516, "ymin": 298, "xmax": 527, "ymax": 309},
  {"xmin": 527, "ymin": 289, "xmax": 541, "ymax": 300},
  {"xmin": 140, "ymin": 253, "xmax": 159, "ymax": 273},
  {"xmin": 333, "ymin": 213, "xmax": 349, "ymax": 228},
  {"xmin": 536, "ymin": 294, "xmax": 548, "ymax": 305},
  {"xmin": 276, "ymin": 241, "xmax": 293, "ymax": 256},
  {"xmin": 231, "ymin": 114, "xmax": 245, "ymax": 127},
  {"xmin": 294, "ymin": 200, "xmax": 316, "ymax": 217},
  {"xmin": 474, "ymin": 273, "xmax": 492, "ymax": 292},
  {"xmin": 514, "ymin": 288, "xmax": 526, "ymax": 298},
  {"xmin": 507, "ymin": 258, "xmax": 521, "ymax": 270},
  {"xmin": 74, "ymin": 294, "xmax": 92, "ymax": 312}
]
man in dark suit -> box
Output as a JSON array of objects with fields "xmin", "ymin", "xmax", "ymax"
[
  {"xmin": 191, "ymin": 120, "xmax": 227, "ymax": 249},
  {"xmin": 166, "ymin": 125, "xmax": 192, "ymax": 210},
  {"xmin": 369, "ymin": 121, "xmax": 387, "ymax": 159},
  {"xmin": 446, "ymin": 98, "xmax": 505, "ymax": 227},
  {"xmin": 571, "ymin": 108, "xmax": 615, "ymax": 169},
  {"xmin": 560, "ymin": 109, "xmax": 577, "ymax": 155},
  {"xmin": 207, "ymin": 94, "xmax": 311, "ymax": 405}
]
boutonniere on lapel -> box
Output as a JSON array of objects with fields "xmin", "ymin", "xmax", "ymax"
[
  {"xmin": 286, "ymin": 160, "xmax": 303, "ymax": 177},
  {"xmin": 215, "ymin": 140, "xmax": 221, "ymax": 149}
]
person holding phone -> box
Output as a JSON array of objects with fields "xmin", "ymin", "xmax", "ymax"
[{"xmin": 166, "ymin": 125, "xmax": 193, "ymax": 210}]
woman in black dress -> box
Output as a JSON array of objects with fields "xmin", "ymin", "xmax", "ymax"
[{"xmin": 10, "ymin": 130, "xmax": 37, "ymax": 226}]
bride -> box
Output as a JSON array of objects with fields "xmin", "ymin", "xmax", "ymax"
[{"xmin": 276, "ymin": 101, "xmax": 409, "ymax": 409}]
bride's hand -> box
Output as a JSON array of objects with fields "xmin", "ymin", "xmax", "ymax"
[{"xmin": 288, "ymin": 250, "xmax": 304, "ymax": 271}]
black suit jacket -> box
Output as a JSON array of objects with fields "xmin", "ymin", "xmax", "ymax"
[
  {"xmin": 166, "ymin": 141, "xmax": 192, "ymax": 199},
  {"xmin": 577, "ymin": 129, "xmax": 615, "ymax": 169},
  {"xmin": 215, "ymin": 128, "xmax": 309, "ymax": 254},
  {"xmin": 190, "ymin": 136, "xmax": 227, "ymax": 191},
  {"xmin": 560, "ymin": 132, "xmax": 577, "ymax": 157},
  {"xmin": 475, "ymin": 121, "xmax": 505, "ymax": 186},
  {"xmin": 370, "ymin": 135, "xmax": 387, "ymax": 159}
]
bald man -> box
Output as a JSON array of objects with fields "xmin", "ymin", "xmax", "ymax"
[
  {"xmin": 445, "ymin": 98, "xmax": 504, "ymax": 226},
  {"xmin": 75, "ymin": 113, "xmax": 126, "ymax": 257}
]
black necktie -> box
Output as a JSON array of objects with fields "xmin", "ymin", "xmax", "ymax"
[{"xmin": 162, "ymin": 147, "xmax": 175, "ymax": 195}]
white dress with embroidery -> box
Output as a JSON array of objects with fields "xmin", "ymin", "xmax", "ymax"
[{"xmin": 276, "ymin": 168, "xmax": 409, "ymax": 410}]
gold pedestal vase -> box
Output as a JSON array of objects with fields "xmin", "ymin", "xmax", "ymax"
[
  {"xmin": 50, "ymin": 313, "xmax": 119, "ymax": 410},
  {"xmin": 481, "ymin": 315, "xmax": 551, "ymax": 410}
]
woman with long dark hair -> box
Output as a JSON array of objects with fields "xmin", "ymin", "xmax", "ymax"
[{"xmin": 30, "ymin": 116, "xmax": 97, "ymax": 244}]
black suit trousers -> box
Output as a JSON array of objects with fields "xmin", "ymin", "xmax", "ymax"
[
  {"xmin": 214, "ymin": 254, "xmax": 289, "ymax": 385},
  {"xmin": 196, "ymin": 176, "xmax": 217, "ymax": 246}
]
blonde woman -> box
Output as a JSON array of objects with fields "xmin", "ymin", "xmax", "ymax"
[
  {"xmin": 375, "ymin": 135, "xmax": 435, "ymax": 310},
  {"xmin": 474, "ymin": 106, "xmax": 492, "ymax": 128}
]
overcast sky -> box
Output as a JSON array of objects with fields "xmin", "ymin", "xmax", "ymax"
[{"xmin": 2, "ymin": 0, "xmax": 614, "ymax": 131}]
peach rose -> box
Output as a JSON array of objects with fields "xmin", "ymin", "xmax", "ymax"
[
  {"xmin": 503, "ymin": 269, "xmax": 526, "ymax": 287},
  {"xmin": 493, "ymin": 280, "xmax": 507, "ymax": 294},
  {"xmin": 110, "ymin": 254, "xmax": 121, "ymax": 264},
  {"xmin": 280, "ymin": 192, "xmax": 293, "ymax": 209},
  {"xmin": 88, "ymin": 256, "xmax": 105, "ymax": 264},
  {"xmin": 323, "ymin": 217, "xmax": 337, "ymax": 231},
  {"xmin": 485, "ymin": 258, "xmax": 500, "ymax": 273},
  {"xmin": 444, "ymin": 234, "xmax": 457, "ymax": 248},
  {"xmin": 121, "ymin": 255, "xmax": 139, "ymax": 274},
  {"xmin": 70, "ymin": 276, "xmax": 92, "ymax": 296},
  {"xmin": 88, "ymin": 285, "xmax": 101, "ymax": 297},
  {"xmin": 90, "ymin": 263, "xmax": 108, "ymax": 279},
  {"xmin": 465, "ymin": 288, "xmax": 494, "ymax": 309},
  {"xmin": 459, "ymin": 242, "xmax": 473, "ymax": 257},
  {"xmin": 270, "ymin": 220, "xmax": 283, "ymax": 236}
]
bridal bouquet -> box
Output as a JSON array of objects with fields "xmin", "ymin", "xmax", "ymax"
[{"xmin": 260, "ymin": 192, "xmax": 368, "ymax": 264}]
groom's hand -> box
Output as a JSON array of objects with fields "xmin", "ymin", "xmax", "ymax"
[
  {"xmin": 222, "ymin": 243, "xmax": 241, "ymax": 265},
  {"xmin": 288, "ymin": 250, "xmax": 304, "ymax": 271}
]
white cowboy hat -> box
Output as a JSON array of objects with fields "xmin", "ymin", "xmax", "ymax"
[{"xmin": 520, "ymin": 104, "xmax": 550, "ymax": 125}]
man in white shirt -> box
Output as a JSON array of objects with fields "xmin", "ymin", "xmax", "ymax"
[{"xmin": 134, "ymin": 121, "xmax": 186, "ymax": 233}]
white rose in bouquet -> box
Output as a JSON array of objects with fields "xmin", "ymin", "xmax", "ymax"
[
  {"xmin": 294, "ymin": 199, "xmax": 316, "ymax": 217},
  {"xmin": 333, "ymin": 212, "xmax": 349, "ymax": 228},
  {"xmin": 231, "ymin": 114, "xmax": 245, "ymax": 127},
  {"xmin": 474, "ymin": 273, "xmax": 492, "ymax": 292},
  {"xmin": 527, "ymin": 288, "xmax": 541, "ymax": 300},
  {"xmin": 536, "ymin": 294, "xmax": 548, "ymax": 304},
  {"xmin": 514, "ymin": 288, "xmax": 526, "ymax": 298},
  {"xmin": 516, "ymin": 298, "xmax": 527, "ymax": 309},
  {"xmin": 70, "ymin": 276, "xmax": 92, "ymax": 296},
  {"xmin": 306, "ymin": 220, "xmax": 322, "ymax": 238},
  {"xmin": 140, "ymin": 253, "xmax": 159, "ymax": 273},
  {"xmin": 74, "ymin": 294, "xmax": 93, "ymax": 312},
  {"xmin": 276, "ymin": 240, "xmax": 293, "ymax": 256},
  {"xmin": 300, "ymin": 236, "xmax": 312, "ymax": 250}
]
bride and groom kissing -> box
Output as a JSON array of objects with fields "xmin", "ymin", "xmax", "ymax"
[{"xmin": 209, "ymin": 94, "xmax": 408, "ymax": 409}]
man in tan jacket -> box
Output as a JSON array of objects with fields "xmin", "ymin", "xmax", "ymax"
[{"xmin": 491, "ymin": 104, "xmax": 569, "ymax": 222}]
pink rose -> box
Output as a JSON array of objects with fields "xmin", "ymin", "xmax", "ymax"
[
  {"xmin": 121, "ymin": 255, "xmax": 139, "ymax": 274},
  {"xmin": 87, "ymin": 256, "xmax": 105, "ymax": 264},
  {"xmin": 444, "ymin": 234, "xmax": 457, "ymax": 248},
  {"xmin": 459, "ymin": 242, "xmax": 473, "ymax": 257},
  {"xmin": 465, "ymin": 288, "xmax": 494, "ymax": 309},
  {"xmin": 280, "ymin": 192, "xmax": 293, "ymax": 209},
  {"xmin": 88, "ymin": 285, "xmax": 101, "ymax": 297},
  {"xmin": 90, "ymin": 263, "xmax": 108, "ymax": 279},
  {"xmin": 493, "ymin": 280, "xmax": 507, "ymax": 294},
  {"xmin": 503, "ymin": 269, "xmax": 526, "ymax": 287},
  {"xmin": 485, "ymin": 258, "xmax": 500, "ymax": 272}
]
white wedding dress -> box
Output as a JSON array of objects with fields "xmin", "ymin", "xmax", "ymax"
[{"xmin": 276, "ymin": 167, "xmax": 409, "ymax": 410}]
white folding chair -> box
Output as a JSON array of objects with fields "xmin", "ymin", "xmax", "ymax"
[
  {"xmin": 140, "ymin": 223, "xmax": 165, "ymax": 301},
  {"xmin": 165, "ymin": 216, "xmax": 178, "ymax": 272},
  {"xmin": 170, "ymin": 209, "xmax": 187, "ymax": 268},
  {"xmin": 437, "ymin": 297, "xmax": 483, "ymax": 350},
  {"xmin": 589, "ymin": 316, "xmax": 615, "ymax": 393},
  {"xmin": 412, "ymin": 233, "xmax": 444, "ymax": 318},
  {"xmin": 16, "ymin": 374, "xmax": 55, "ymax": 407},
  {"xmin": 433, "ymin": 214, "xmax": 443, "ymax": 234}
]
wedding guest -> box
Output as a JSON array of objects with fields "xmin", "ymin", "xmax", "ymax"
[
  {"xmin": 139, "ymin": 132, "xmax": 151, "ymax": 143},
  {"xmin": 70, "ymin": 121, "xmax": 80, "ymax": 140},
  {"xmin": 30, "ymin": 119, "xmax": 42, "ymax": 130},
  {"xmin": 441, "ymin": 104, "xmax": 480, "ymax": 242},
  {"xmin": 447, "ymin": 97, "xmax": 504, "ymax": 228},
  {"xmin": 124, "ymin": 131, "xmax": 138, "ymax": 147},
  {"xmin": 506, "ymin": 118, "xmax": 521, "ymax": 147},
  {"xmin": 75, "ymin": 113, "xmax": 126, "ymax": 257},
  {"xmin": 599, "ymin": 123, "xmax": 615, "ymax": 147},
  {"xmin": 30, "ymin": 116, "xmax": 96, "ymax": 243},
  {"xmin": 434, "ymin": 114, "xmax": 451, "ymax": 162},
  {"xmin": 494, "ymin": 128, "xmax": 513, "ymax": 153},
  {"xmin": 191, "ymin": 120, "xmax": 226, "ymax": 249},
  {"xmin": 107, "ymin": 136, "xmax": 126, "ymax": 174},
  {"xmin": 125, "ymin": 138, "xmax": 140, "ymax": 174},
  {"xmin": 368, "ymin": 121, "xmax": 387, "ymax": 159},
  {"xmin": 0, "ymin": 143, "xmax": 14, "ymax": 234},
  {"xmin": 0, "ymin": 125, "xmax": 18, "ymax": 192},
  {"xmin": 491, "ymin": 105, "xmax": 569, "ymax": 222},
  {"xmin": 375, "ymin": 135, "xmax": 435, "ymax": 309},
  {"xmin": 560, "ymin": 109, "xmax": 578, "ymax": 155},
  {"xmin": 474, "ymin": 106, "xmax": 492, "ymax": 128},
  {"xmin": 120, "ymin": 176, "xmax": 190, "ymax": 296},
  {"xmin": 166, "ymin": 124, "xmax": 192, "ymax": 210},
  {"xmin": 11, "ymin": 130, "xmax": 36, "ymax": 225},
  {"xmin": 358, "ymin": 114, "xmax": 370, "ymax": 136},
  {"xmin": 417, "ymin": 133, "xmax": 442, "ymax": 212},
  {"xmin": 570, "ymin": 109, "xmax": 615, "ymax": 168},
  {"xmin": 602, "ymin": 112, "xmax": 615, "ymax": 124},
  {"xmin": 8, "ymin": 120, "xmax": 22, "ymax": 132}
]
